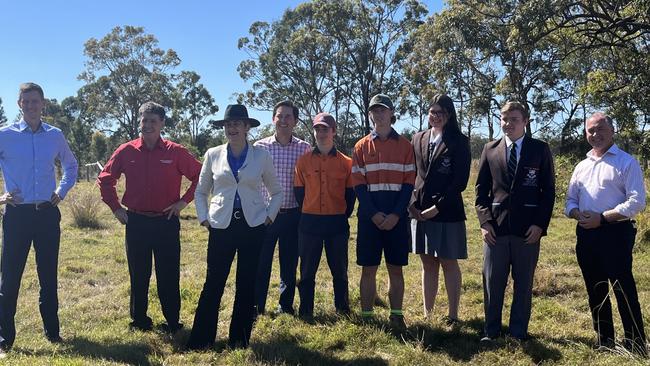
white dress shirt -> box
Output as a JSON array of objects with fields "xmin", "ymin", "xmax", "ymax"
[
  {"xmin": 565, "ymin": 144, "xmax": 646, "ymax": 218},
  {"xmin": 504, "ymin": 135, "xmax": 524, "ymax": 163}
]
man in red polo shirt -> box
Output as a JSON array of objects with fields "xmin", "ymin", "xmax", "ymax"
[
  {"xmin": 294, "ymin": 113, "xmax": 355, "ymax": 318},
  {"xmin": 97, "ymin": 101, "xmax": 202, "ymax": 333}
]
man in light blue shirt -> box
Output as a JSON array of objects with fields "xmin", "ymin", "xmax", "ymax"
[{"xmin": 0, "ymin": 83, "xmax": 78, "ymax": 354}]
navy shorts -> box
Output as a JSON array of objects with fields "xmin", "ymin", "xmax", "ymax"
[{"xmin": 356, "ymin": 217, "xmax": 410, "ymax": 266}]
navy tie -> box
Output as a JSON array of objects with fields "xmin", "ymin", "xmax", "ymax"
[
  {"xmin": 428, "ymin": 142, "xmax": 436, "ymax": 166},
  {"xmin": 508, "ymin": 143, "xmax": 518, "ymax": 183}
]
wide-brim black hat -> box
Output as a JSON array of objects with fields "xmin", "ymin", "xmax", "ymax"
[{"xmin": 210, "ymin": 104, "xmax": 260, "ymax": 128}]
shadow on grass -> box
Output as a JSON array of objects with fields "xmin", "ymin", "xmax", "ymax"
[
  {"xmin": 67, "ymin": 336, "xmax": 153, "ymax": 365},
  {"xmin": 252, "ymin": 335, "xmax": 389, "ymax": 366},
  {"xmin": 344, "ymin": 315, "xmax": 562, "ymax": 363}
]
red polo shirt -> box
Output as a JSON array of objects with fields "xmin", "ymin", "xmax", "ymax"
[{"xmin": 97, "ymin": 137, "xmax": 202, "ymax": 213}]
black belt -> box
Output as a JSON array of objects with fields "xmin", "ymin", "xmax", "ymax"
[
  {"xmin": 279, "ymin": 207, "xmax": 299, "ymax": 214},
  {"xmin": 17, "ymin": 202, "xmax": 53, "ymax": 210}
]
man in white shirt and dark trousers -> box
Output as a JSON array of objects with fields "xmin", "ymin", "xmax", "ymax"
[{"xmin": 565, "ymin": 112, "xmax": 647, "ymax": 356}]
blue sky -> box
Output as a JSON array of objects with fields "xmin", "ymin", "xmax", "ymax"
[{"xmin": 0, "ymin": 0, "xmax": 443, "ymax": 130}]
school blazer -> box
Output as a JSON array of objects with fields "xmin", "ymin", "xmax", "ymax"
[
  {"xmin": 195, "ymin": 143, "xmax": 283, "ymax": 229},
  {"xmin": 410, "ymin": 129, "xmax": 471, "ymax": 222},
  {"xmin": 475, "ymin": 136, "xmax": 555, "ymax": 237}
]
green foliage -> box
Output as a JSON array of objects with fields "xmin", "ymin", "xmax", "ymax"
[
  {"xmin": 238, "ymin": 0, "xmax": 427, "ymax": 151},
  {"xmin": 0, "ymin": 97, "xmax": 7, "ymax": 126},
  {"xmin": 90, "ymin": 132, "xmax": 109, "ymax": 163},
  {"xmin": 78, "ymin": 25, "xmax": 180, "ymax": 140},
  {"xmin": 169, "ymin": 71, "xmax": 219, "ymax": 147}
]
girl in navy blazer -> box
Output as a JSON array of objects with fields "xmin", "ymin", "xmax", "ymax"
[{"xmin": 408, "ymin": 94, "xmax": 471, "ymax": 325}]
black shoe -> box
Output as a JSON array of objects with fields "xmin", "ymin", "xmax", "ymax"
[
  {"xmin": 46, "ymin": 334, "xmax": 63, "ymax": 343},
  {"xmin": 480, "ymin": 335, "xmax": 498, "ymax": 345},
  {"xmin": 275, "ymin": 306, "xmax": 295, "ymax": 316},
  {"xmin": 160, "ymin": 322, "xmax": 184, "ymax": 334},
  {"xmin": 129, "ymin": 320, "xmax": 153, "ymax": 331},
  {"xmin": 442, "ymin": 316, "xmax": 460, "ymax": 328},
  {"xmin": 227, "ymin": 339, "xmax": 248, "ymax": 349},
  {"xmin": 389, "ymin": 314, "xmax": 407, "ymax": 333}
]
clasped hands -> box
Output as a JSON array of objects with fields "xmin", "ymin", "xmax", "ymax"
[
  {"xmin": 371, "ymin": 212, "xmax": 400, "ymax": 230},
  {"xmin": 480, "ymin": 222, "xmax": 542, "ymax": 245},
  {"xmin": 571, "ymin": 209, "xmax": 605, "ymax": 229}
]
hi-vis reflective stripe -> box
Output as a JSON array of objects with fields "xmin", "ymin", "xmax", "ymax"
[
  {"xmin": 352, "ymin": 166, "xmax": 367, "ymax": 174},
  {"xmin": 365, "ymin": 162, "xmax": 415, "ymax": 173},
  {"xmin": 368, "ymin": 183, "xmax": 402, "ymax": 192}
]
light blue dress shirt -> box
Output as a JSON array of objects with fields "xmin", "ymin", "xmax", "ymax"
[{"xmin": 0, "ymin": 120, "xmax": 78, "ymax": 203}]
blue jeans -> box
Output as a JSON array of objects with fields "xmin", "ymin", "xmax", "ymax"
[
  {"xmin": 255, "ymin": 209, "xmax": 299, "ymax": 314},
  {"xmin": 298, "ymin": 230, "xmax": 350, "ymax": 316}
]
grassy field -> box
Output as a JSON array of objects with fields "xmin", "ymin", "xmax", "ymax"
[{"xmin": 3, "ymin": 169, "xmax": 650, "ymax": 365}]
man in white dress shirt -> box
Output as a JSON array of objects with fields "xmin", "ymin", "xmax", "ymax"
[{"xmin": 565, "ymin": 112, "xmax": 646, "ymax": 355}]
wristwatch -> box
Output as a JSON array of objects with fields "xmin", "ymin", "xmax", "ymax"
[{"xmin": 600, "ymin": 213, "xmax": 609, "ymax": 226}]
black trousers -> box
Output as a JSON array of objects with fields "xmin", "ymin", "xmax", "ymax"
[
  {"xmin": 255, "ymin": 209, "xmax": 299, "ymax": 314},
  {"xmin": 297, "ymin": 230, "xmax": 350, "ymax": 316},
  {"xmin": 125, "ymin": 212, "xmax": 181, "ymax": 327},
  {"xmin": 0, "ymin": 204, "xmax": 61, "ymax": 348},
  {"xmin": 576, "ymin": 221, "xmax": 646, "ymax": 352},
  {"xmin": 187, "ymin": 211, "xmax": 266, "ymax": 349}
]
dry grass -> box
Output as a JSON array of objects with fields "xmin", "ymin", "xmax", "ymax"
[{"xmin": 0, "ymin": 167, "xmax": 647, "ymax": 365}]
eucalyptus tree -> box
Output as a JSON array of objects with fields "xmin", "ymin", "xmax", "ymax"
[{"xmin": 78, "ymin": 26, "xmax": 180, "ymax": 140}]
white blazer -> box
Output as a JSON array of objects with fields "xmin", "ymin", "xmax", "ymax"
[{"xmin": 195, "ymin": 143, "xmax": 282, "ymax": 229}]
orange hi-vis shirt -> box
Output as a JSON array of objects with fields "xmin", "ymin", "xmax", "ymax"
[
  {"xmin": 351, "ymin": 129, "xmax": 416, "ymax": 220},
  {"xmin": 294, "ymin": 147, "xmax": 355, "ymax": 235}
]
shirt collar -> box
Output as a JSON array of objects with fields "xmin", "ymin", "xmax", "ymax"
[
  {"xmin": 134, "ymin": 136, "xmax": 166, "ymax": 150},
  {"xmin": 271, "ymin": 134, "xmax": 297, "ymax": 145},
  {"xmin": 313, "ymin": 145, "xmax": 337, "ymax": 156},
  {"xmin": 505, "ymin": 134, "xmax": 524, "ymax": 149},
  {"xmin": 227, "ymin": 142, "xmax": 249, "ymax": 158},
  {"xmin": 18, "ymin": 119, "xmax": 44, "ymax": 132},
  {"xmin": 429, "ymin": 129, "xmax": 443, "ymax": 145},
  {"xmin": 587, "ymin": 143, "xmax": 619, "ymax": 160},
  {"xmin": 370, "ymin": 128, "xmax": 399, "ymax": 140}
]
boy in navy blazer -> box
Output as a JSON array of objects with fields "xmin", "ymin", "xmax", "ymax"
[{"xmin": 475, "ymin": 101, "xmax": 555, "ymax": 342}]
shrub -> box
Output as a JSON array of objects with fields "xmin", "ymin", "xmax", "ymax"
[{"xmin": 66, "ymin": 185, "xmax": 104, "ymax": 229}]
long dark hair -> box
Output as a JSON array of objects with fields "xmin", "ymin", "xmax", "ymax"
[{"xmin": 430, "ymin": 94, "xmax": 462, "ymax": 136}]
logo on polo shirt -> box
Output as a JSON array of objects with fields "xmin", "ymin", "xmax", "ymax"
[{"xmin": 160, "ymin": 160, "xmax": 173, "ymax": 164}]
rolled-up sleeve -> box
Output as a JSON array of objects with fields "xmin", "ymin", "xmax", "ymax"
[{"xmin": 613, "ymin": 158, "xmax": 646, "ymax": 218}]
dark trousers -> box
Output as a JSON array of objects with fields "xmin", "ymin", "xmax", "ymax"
[
  {"xmin": 576, "ymin": 221, "xmax": 646, "ymax": 352},
  {"xmin": 297, "ymin": 230, "xmax": 350, "ymax": 316},
  {"xmin": 187, "ymin": 213, "xmax": 266, "ymax": 349},
  {"xmin": 255, "ymin": 209, "xmax": 299, "ymax": 314},
  {"xmin": 482, "ymin": 235, "xmax": 539, "ymax": 338},
  {"xmin": 125, "ymin": 212, "xmax": 181, "ymax": 327},
  {"xmin": 0, "ymin": 204, "xmax": 61, "ymax": 348}
]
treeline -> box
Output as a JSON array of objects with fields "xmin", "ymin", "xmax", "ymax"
[{"xmin": 0, "ymin": 0, "xmax": 648, "ymax": 165}]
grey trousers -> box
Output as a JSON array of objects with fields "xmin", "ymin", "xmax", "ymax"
[{"xmin": 482, "ymin": 235, "xmax": 539, "ymax": 338}]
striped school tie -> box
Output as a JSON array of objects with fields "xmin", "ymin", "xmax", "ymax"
[{"xmin": 507, "ymin": 143, "xmax": 518, "ymax": 184}]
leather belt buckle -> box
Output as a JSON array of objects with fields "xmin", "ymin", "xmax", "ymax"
[{"xmin": 35, "ymin": 202, "xmax": 52, "ymax": 210}]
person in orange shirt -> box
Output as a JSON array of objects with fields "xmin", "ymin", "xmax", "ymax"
[{"xmin": 294, "ymin": 113, "xmax": 355, "ymax": 319}]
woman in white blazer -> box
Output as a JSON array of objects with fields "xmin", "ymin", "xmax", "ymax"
[{"xmin": 187, "ymin": 104, "xmax": 282, "ymax": 350}]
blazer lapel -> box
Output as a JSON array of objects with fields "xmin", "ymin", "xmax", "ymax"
[
  {"xmin": 511, "ymin": 136, "xmax": 530, "ymax": 186},
  {"xmin": 419, "ymin": 129, "xmax": 431, "ymax": 175},
  {"xmin": 494, "ymin": 137, "xmax": 509, "ymax": 188},
  {"xmin": 221, "ymin": 144, "xmax": 237, "ymax": 183}
]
